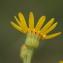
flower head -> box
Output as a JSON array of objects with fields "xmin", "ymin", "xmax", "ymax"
[
  {"xmin": 10, "ymin": 12, "xmax": 61, "ymax": 40},
  {"xmin": 10, "ymin": 12, "xmax": 62, "ymax": 63}
]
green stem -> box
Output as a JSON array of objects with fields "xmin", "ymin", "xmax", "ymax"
[
  {"xmin": 23, "ymin": 48, "xmax": 33, "ymax": 63},
  {"xmin": 20, "ymin": 32, "xmax": 39, "ymax": 63}
]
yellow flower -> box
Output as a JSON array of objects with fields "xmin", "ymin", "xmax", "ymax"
[
  {"xmin": 10, "ymin": 12, "xmax": 62, "ymax": 63},
  {"xmin": 59, "ymin": 60, "xmax": 63, "ymax": 63},
  {"xmin": 10, "ymin": 12, "xmax": 61, "ymax": 39}
]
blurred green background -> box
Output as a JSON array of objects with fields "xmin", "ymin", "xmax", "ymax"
[{"xmin": 0, "ymin": 0, "xmax": 63, "ymax": 63}]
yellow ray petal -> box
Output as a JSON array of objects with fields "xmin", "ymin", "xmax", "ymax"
[
  {"xmin": 10, "ymin": 21, "xmax": 25, "ymax": 33},
  {"xmin": 44, "ymin": 32, "xmax": 62, "ymax": 39},
  {"xmin": 14, "ymin": 16, "xmax": 21, "ymax": 26},
  {"xmin": 43, "ymin": 22, "xmax": 58, "ymax": 34},
  {"xmin": 29, "ymin": 12, "xmax": 34, "ymax": 31},
  {"xmin": 18, "ymin": 12, "xmax": 28, "ymax": 32},
  {"xmin": 35, "ymin": 16, "xmax": 46, "ymax": 31},
  {"xmin": 41, "ymin": 18, "xmax": 55, "ymax": 34}
]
